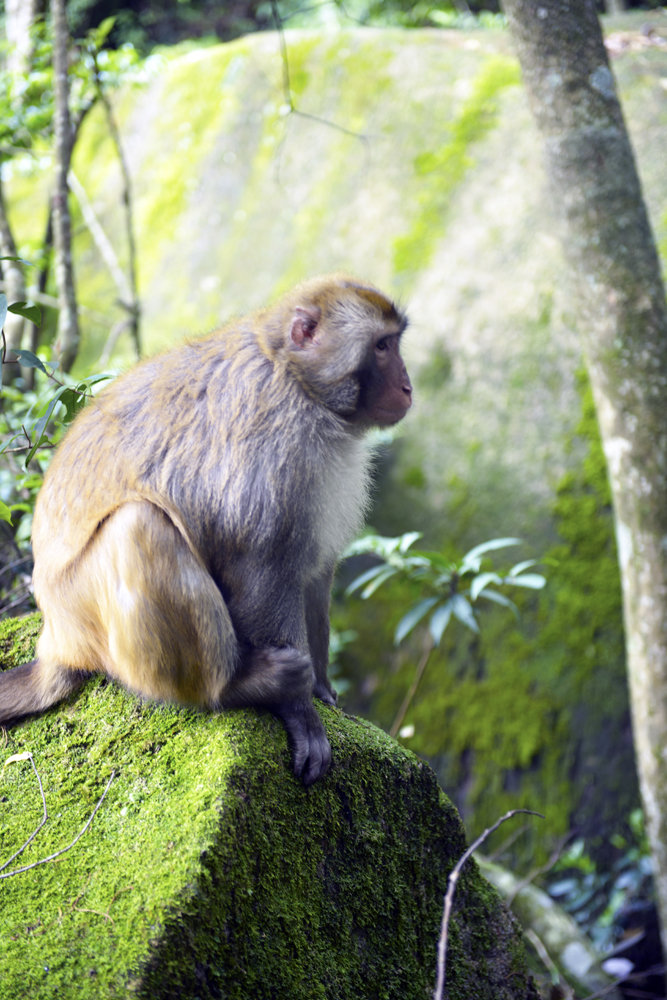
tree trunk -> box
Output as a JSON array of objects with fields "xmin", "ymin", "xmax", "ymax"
[
  {"xmin": 0, "ymin": 177, "xmax": 26, "ymax": 384},
  {"xmin": 4, "ymin": 0, "xmax": 39, "ymax": 78},
  {"xmin": 502, "ymin": 0, "xmax": 667, "ymax": 958},
  {"xmin": 51, "ymin": 0, "xmax": 80, "ymax": 372}
]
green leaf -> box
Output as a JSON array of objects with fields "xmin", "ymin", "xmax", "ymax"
[
  {"xmin": 477, "ymin": 589, "xmax": 519, "ymax": 616},
  {"xmin": 508, "ymin": 559, "xmax": 538, "ymax": 577},
  {"xmin": 0, "ymin": 498, "xmax": 12, "ymax": 524},
  {"xmin": 360, "ymin": 565, "xmax": 399, "ymax": 599},
  {"xmin": 394, "ymin": 597, "xmax": 439, "ymax": 645},
  {"xmin": 8, "ymin": 301, "xmax": 41, "ymax": 325},
  {"xmin": 409, "ymin": 549, "xmax": 454, "ymax": 574},
  {"xmin": 428, "ymin": 601, "xmax": 453, "ymax": 644},
  {"xmin": 470, "ymin": 571, "xmax": 502, "ymax": 601},
  {"xmin": 58, "ymin": 386, "xmax": 86, "ymax": 423},
  {"xmin": 95, "ymin": 16, "xmax": 117, "ymax": 43},
  {"xmin": 505, "ymin": 573, "xmax": 546, "ymax": 590},
  {"xmin": 460, "ymin": 536, "xmax": 522, "ymax": 573},
  {"xmin": 345, "ymin": 563, "xmax": 396, "ymax": 596},
  {"xmin": 78, "ymin": 372, "xmax": 115, "ymax": 390},
  {"xmin": 398, "ymin": 531, "xmax": 422, "ymax": 553},
  {"xmin": 344, "ymin": 533, "xmax": 401, "ymax": 560},
  {"xmin": 24, "ymin": 386, "xmax": 72, "ymax": 465},
  {"xmin": 450, "ymin": 594, "xmax": 479, "ymax": 633},
  {"xmin": 10, "ymin": 349, "xmax": 49, "ymax": 374},
  {"xmin": 0, "ymin": 256, "xmax": 32, "ymax": 265}
]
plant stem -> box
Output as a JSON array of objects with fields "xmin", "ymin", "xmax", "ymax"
[{"xmin": 389, "ymin": 634, "xmax": 434, "ymax": 738}]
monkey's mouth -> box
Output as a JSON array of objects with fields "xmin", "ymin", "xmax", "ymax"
[{"xmin": 375, "ymin": 402, "xmax": 412, "ymax": 426}]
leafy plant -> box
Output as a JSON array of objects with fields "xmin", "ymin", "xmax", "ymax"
[
  {"xmin": 546, "ymin": 810, "xmax": 654, "ymax": 950},
  {"xmin": 0, "ymin": 280, "xmax": 115, "ymax": 527},
  {"xmin": 344, "ymin": 532, "xmax": 545, "ymax": 736}
]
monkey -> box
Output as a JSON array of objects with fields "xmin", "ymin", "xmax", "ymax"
[{"xmin": 0, "ymin": 274, "xmax": 412, "ymax": 785}]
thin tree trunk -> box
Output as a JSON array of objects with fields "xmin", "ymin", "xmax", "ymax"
[
  {"xmin": 4, "ymin": 0, "xmax": 39, "ymax": 78},
  {"xmin": 51, "ymin": 0, "xmax": 80, "ymax": 372},
  {"xmin": 95, "ymin": 78, "xmax": 141, "ymax": 359},
  {"xmin": 0, "ymin": 176, "xmax": 26, "ymax": 385},
  {"xmin": 502, "ymin": 0, "xmax": 667, "ymax": 957}
]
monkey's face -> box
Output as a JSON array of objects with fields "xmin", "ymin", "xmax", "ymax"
[
  {"xmin": 284, "ymin": 278, "xmax": 412, "ymax": 428},
  {"xmin": 356, "ymin": 331, "xmax": 413, "ymax": 428}
]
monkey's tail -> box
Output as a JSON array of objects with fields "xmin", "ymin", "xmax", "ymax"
[{"xmin": 0, "ymin": 660, "xmax": 88, "ymax": 726}]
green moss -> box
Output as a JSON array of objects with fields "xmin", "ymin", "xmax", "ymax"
[
  {"xmin": 0, "ymin": 617, "xmax": 537, "ymax": 999},
  {"xmin": 392, "ymin": 55, "xmax": 520, "ymax": 283},
  {"xmin": 0, "ymin": 611, "xmax": 42, "ymax": 664}
]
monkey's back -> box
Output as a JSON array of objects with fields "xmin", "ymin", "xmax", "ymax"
[{"xmin": 31, "ymin": 328, "xmax": 370, "ymax": 595}]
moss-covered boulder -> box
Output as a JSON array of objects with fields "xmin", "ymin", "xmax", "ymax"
[{"xmin": 0, "ymin": 616, "xmax": 537, "ymax": 999}]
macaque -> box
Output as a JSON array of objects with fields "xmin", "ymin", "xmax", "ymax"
[{"xmin": 0, "ymin": 275, "xmax": 412, "ymax": 785}]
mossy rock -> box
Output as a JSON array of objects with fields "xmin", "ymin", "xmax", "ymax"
[{"xmin": 0, "ymin": 616, "xmax": 538, "ymax": 1000}]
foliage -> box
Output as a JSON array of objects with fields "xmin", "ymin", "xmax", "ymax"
[
  {"xmin": 0, "ymin": 22, "xmax": 54, "ymax": 149},
  {"xmin": 0, "ymin": 274, "xmax": 115, "ymax": 563},
  {"xmin": 0, "ymin": 12, "xmax": 137, "ymax": 543},
  {"xmin": 0, "ymin": 17, "xmax": 137, "ymax": 163},
  {"xmin": 346, "ymin": 532, "xmax": 545, "ymax": 646},
  {"xmin": 545, "ymin": 811, "xmax": 653, "ymax": 950},
  {"xmin": 65, "ymin": 0, "xmax": 506, "ymax": 52},
  {"xmin": 334, "ymin": 373, "xmax": 633, "ymax": 865},
  {"xmin": 344, "ymin": 532, "xmax": 545, "ymax": 736}
]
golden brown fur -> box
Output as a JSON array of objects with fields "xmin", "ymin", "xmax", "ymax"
[{"xmin": 0, "ymin": 275, "xmax": 411, "ymax": 784}]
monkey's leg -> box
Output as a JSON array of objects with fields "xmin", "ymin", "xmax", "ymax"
[
  {"xmin": 73, "ymin": 502, "xmax": 329, "ymax": 783},
  {"xmin": 90, "ymin": 502, "xmax": 329, "ymax": 784},
  {"xmin": 81, "ymin": 500, "xmax": 237, "ymax": 706},
  {"xmin": 305, "ymin": 567, "xmax": 337, "ymax": 706},
  {"xmin": 221, "ymin": 646, "xmax": 331, "ymax": 786}
]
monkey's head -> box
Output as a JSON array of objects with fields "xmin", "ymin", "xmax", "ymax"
[{"xmin": 263, "ymin": 275, "xmax": 412, "ymax": 429}]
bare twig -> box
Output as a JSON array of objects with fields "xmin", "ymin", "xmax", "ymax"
[
  {"xmin": 91, "ymin": 55, "xmax": 141, "ymax": 359},
  {"xmin": 270, "ymin": 0, "xmax": 368, "ymax": 140},
  {"xmin": 52, "ymin": 0, "xmax": 80, "ymax": 371},
  {"xmin": 68, "ymin": 170, "xmax": 132, "ymax": 304},
  {"xmin": 0, "ymin": 752, "xmax": 47, "ymax": 872},
  {"xmin": 433, "ymin": 808, "xmax": 544, "ymax": 1000},
  {"xmin": 0, "ymin": 769, "xmax": 115, "ymax": 878},
  {"xmin": 98, "ymin": 316, "xmax": 132, "ymax": 367},
  {"xmin": 0, "ymin": 282, "xmax": 109, "ymax": 322},
  {"xmin": 524, "ymin": 929, "xmax": 572, "ymax": 996},
  {"xmin": 506, "ymin": 832, "xmax": 572, "ymax": 905},
  {"xmin": 580, "ymin": 967, "xmax": 667, "ymax": 1000},
  {"xmin": 72, "ymin": 882, "xmax": 133, "ymax": 924},
  {"xmin": 0, "ymin": 583, "xmax": 34, "ymax": 617},
  {"xmin": 485, "ymin": 821, "xmax": 530, "ymax": 860}
]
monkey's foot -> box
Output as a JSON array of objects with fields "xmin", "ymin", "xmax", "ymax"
[
  {"xmin": 313, "ymin": 678, "xmax": 337, "ymax": 707},
  {"xmin": 225, "ymin": 645, "xmax": 331, "ymax": 784},
  {"xmin": 276, "ymin": 701, "xmax": 331, "ymax": 786}
]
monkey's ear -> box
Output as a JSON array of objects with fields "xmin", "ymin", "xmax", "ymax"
[{"xmin": 290, "ymin": 306, "xmax": 321, "ymax": 348}]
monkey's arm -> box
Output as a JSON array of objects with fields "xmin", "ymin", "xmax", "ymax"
[
  {"xmin": 305, "ymin": 566, "xmax": 337, "ymax": 706},
  {"xmin": 220, "ymin": 560, "xmax": 331, "ymax": 785}
]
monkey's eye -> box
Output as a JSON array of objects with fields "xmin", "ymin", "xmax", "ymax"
[{"xmin": 375, "ymin": 337, "xmax": 389, "ymax": 352}]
